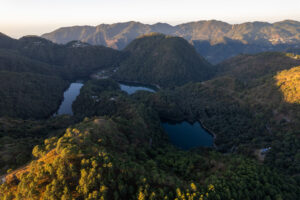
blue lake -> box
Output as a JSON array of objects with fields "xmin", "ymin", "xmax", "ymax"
[
  {"xmin": 162, "ymin": 121, "xmax": 214, "ymax": 150},
  {"xmin": 120, "ymin": 83, "xmax": 156, "ymax": 95},
  {"xmin": 55, "ymin": 82, "xmax": 84, "ymax": 115}
]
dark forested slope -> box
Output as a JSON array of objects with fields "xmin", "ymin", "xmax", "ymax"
[
  {"xmin": 0, "ymin": 71, "xmax": 68, "ymax": 119},
  {"xmin": 0, "ymin": 34, "xmax": 124, "ymax": 119},
  {"xmin": 113, "ymin": 33, "xmax": 212, "ymax": 87},
  {"xmin": 6, "ymin": 36, "xmax": 125, "ymax": 80},
  {"xmin": 216, "ymin": 52, "xmax": 300, "ymax": 82}
]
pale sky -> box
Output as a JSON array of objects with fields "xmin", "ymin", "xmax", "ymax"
[{"xmin": 0, "ymin": 0, "xmax": 300, "ymax": 38}]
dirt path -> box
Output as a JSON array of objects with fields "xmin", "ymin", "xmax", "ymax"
[{"xmin": 0, "ymin": 164, "xmax": 29, "ymax": 185}]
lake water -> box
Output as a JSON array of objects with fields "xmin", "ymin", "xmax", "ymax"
[
  {"xmin": 162, "ymin": 121, "xmax": 214, "ymax": 150},
  {"xmin": 55, "ymin": 82, "xmax": 84, "ymax": 115},
  {"xmin": 119, "ymin": 83, "xmax": 156, "ymax": 95}
]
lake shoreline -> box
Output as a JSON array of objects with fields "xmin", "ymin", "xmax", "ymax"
[
  {"xmin": 53, "ymin": 82, "xmax": 84, "ymax": 116},
  {"xmin": 198, "ymin": 119, "xmax": 218, "ymax": 149},
  {"xmin": 115, "ymin": 79, "xmax": 160, "ymax": 91},
  {"xmin": 160, "ymin": 117, "xmax": 218, "ymax": 150},
  {"xmin": 161, "ymin": 118, "xmax": 216, "ymax": 150}
]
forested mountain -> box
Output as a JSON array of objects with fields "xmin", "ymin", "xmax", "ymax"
[
  {"xmin": 113, "ymin": 33, "xmax": 212, "ymax": 87},
  {"xmin": 42, "ymin": 20, "xmax": 300, "ymax": 63}
]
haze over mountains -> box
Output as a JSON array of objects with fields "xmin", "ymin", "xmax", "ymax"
[{"xmin": 42, "ymin": 20, "xmax": 300, "ymax": 63}]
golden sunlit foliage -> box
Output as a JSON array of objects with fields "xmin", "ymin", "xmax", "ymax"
[{"xmin": 276, "ymin": 66, "xmax": 300, "ymax": 103}]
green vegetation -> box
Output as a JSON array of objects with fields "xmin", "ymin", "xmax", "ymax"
[
  {"xmin": 215, "ymin": 52, "xmax": 300, "ymax": 82},
  {"xmin": 13, "ymin": 36, "xmax": 125, "ymax": 80},
  {"xmin": 1, "ymin": 68, "xmax": 300, "ymax": 199},
  {"xmin": 113, "ymin": 33, "xmax": 212, "ymax": 87},
  {"xmin": 1, "ymin": 31, "xmax": 300, "ymax": 199},
  {"xmin": 0, "ymin": 116, "xmax": 75, "ymax": 174},
  {"xmin": 0, "ymin": 34, "xmax": 124, "ymax": 119},
  {"xmin": 133, "ymin": 54, "xmax": 300, "ymax": 176},
  {"xmin": 0, "ymin": 71, "xmax": 68, "ymax": 119},
  {"xmin": 275, "ymin": 66, "xmax": 300, "ymax": 103},
  {"xmin": 72, "ymin": 79, "xmax": 123, "ymax": 118},
  {"xmin": 133, "ymin": 77, "xmax": 266, "ymax": 152},
  {"xmin": 0, "ymin": 49, "xmax": 61, "ymax": 76},
  {"xmin": 1, "ymin": 116, "xmax": 298, "ymax": 200}
]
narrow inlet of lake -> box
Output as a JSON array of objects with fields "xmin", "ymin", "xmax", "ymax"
[
  {"xmin": 119, "ymin": 83, "xmax": 156, "ymax": 95},
  {"xmin": 162, "ymin": 121, "xmax": 214, "ymax": 150},
  {"xmin": 55, "ymin": 82, "xmax": 84, "ymax": 115}
]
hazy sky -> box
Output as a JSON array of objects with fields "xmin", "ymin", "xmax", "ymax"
[{"xmin": 1, "ymin": 0, "xmax": 300, "ymax": 38}]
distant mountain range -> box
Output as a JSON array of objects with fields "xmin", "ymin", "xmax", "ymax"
[{"xmin": 42, "ymin": 20, "xmax": 300, "ymax": 63}]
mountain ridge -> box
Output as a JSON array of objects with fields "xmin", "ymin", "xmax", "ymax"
[
  {"xmin": 42, "ymin": 20, "xmax": 300, "ymax": 46},
  {"xmin": 41, "ymin": 20, "xmax": 300, "ymax": 63}
]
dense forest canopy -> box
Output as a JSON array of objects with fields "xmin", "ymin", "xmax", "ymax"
[{"xmin": 0, "ymin": 32, "xmax": 300, "ymax": 199}]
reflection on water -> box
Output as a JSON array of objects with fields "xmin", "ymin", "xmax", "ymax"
[{"xmin": 120, "ymin": 83, "xmax": 156, "ymax": 95}]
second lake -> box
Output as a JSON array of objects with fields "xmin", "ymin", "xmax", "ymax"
[{"xmin": 162, "ymin": 121, "xmax": 214, "ymax": 150}]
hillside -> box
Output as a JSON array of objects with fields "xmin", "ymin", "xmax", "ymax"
[
  {"xmin": 0, "ymin": 33, "xmax": 17, "ymax": 49},
  {"xmin": 0, "ymin": 49, "xmax": 61, "ymax": 76},
  {"xmin": 0, "ymin": 34, "xmax": 126, "ymax": 119},
  {"xmin": 0, "ymin": 34, "xmax": 125, "ymax": 80},
  {"xmin": 134, "ymin": 52, "xmax": 300, "ymax": 175},
  {"xmin": 113, "ymin": 33, "xmax": 212, "ymax": 87},
  {"xmin": 14, "ymin": 36, "xmax": 125, "ymax": 80},
  {"xmin": 0, "ymin": 116, "xmax": 74, "ymax": 174},
  {"xmin": 192, "ymin": 38, "xmax": 300, "ymax": 64},
  {"xmin": 0, "ymin": 71, "xmax": 68, "ymax": 119},
  {"xmin": 42, "ymin": 20, "xmax": 300, "ymax": 63},
  {"xmin": 216, "ymin": 52, "xmax": 300, "ymax": 82},
  {"xmin": 1, "ymin": 79, "xmax": 299, "ymax": 200},
  {"xmin": 275, "ymin": 65, "xmax": 300, "ymax": 103}
]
